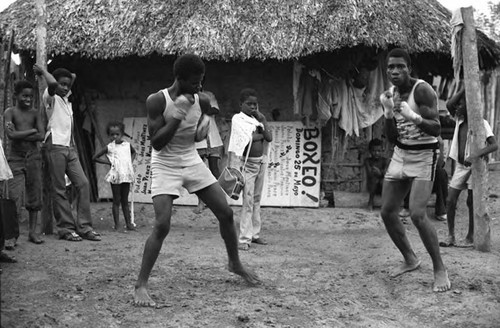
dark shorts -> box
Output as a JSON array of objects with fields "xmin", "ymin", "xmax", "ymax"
[{"xmin": 7, "ymin": 149, "xmax": 43, "ymax": 211}]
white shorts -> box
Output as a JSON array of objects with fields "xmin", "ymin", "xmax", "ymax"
[
  {"xmin": 449, "ymin": 162, "xmax": 472, "ymax": 190},
  {"xmin": 150, "ymin": 162, "xmax": 217, "ymax": 198},
  {"xmin": 385, "ymin": 147, "xmax": 438, "ymax": 182}
]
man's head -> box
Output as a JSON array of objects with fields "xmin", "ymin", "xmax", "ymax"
[
  {"xmin": 455, "ymin": 93, "xmax": 468, "ymax": 121},
  {"xmin": 53, "ymin": 68, "xmax": 73, "ymax": 97},
  {"xmin": 14, "ymin": 80, "xmax": 34, "ymax": 109},
  {"xmin": 239, "ymin": 88, "xmax": 258, "ymax": 117},
  {"xmin": 386, "ymin": 48, "xmax": 412, "ymax": 87},
  {"xmin": 368, "ymin": 138, "xmax": 384, "ymax": 158},
  {"xmin": 173, "ymin": 54, "xmax": 205, "ymax": 95}
]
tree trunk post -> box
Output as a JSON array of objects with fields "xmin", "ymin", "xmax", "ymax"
[
  {"xmin": 35, "ymin": 0, "xmax": 54, "ymax": 235},
  {"xmin": 461, "ymin": 6, "xmax": 490, "ymax": 252}
]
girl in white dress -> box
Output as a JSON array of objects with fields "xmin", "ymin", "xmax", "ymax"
[{"xmin": 93, "ymin": 122, "xmax": 136, "ymax": 230}]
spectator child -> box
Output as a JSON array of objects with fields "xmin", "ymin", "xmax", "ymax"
[
  {"xmin": 364, "ymin": 138, "xmax": 388, "ymax": 211},
  {"xmin": 3, "ymin": 80, "xmax": 45, "ymax": 246},
  {"xmin": 93, "ymin": 121, "xmax": 136, "ymax": 231},
  {"xmin": 439, "ymin": 85, "xmax": 498, "ymax": 247},
  {"xmin": 228, "ymin": 88, "xmax": 273, "ymax": 251}
]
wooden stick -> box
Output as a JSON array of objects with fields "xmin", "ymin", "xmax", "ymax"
[
  {"xmin": 35, "ymin": 0, "xmax": 54, "ymax": 234},
  {"xmin": 461, "ymin": 6, "xmax": 490, "ymax": 252}
]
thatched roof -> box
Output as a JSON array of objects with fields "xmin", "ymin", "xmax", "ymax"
[{"xmin": 0, "ymin": 0, "xmax": 499, "ymax": 64}]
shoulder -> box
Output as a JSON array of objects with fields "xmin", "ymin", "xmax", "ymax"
[
  {"xmin": 414, "ymin": 81, "xmax": 436, "ymax": 102},
  {"xmin": 146, "ymin": 91, "xmax": 166, "ymax": 115}
]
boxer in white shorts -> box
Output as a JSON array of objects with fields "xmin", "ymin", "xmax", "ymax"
[
  {"xmin": 134, "ymin": 54, "xmax": 260, "ymax": 308},
  {"xmin": 379, "ymin": 48, "xmax": 450, "ymax": 292}
]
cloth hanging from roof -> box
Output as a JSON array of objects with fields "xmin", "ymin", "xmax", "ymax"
[{"xmin": 451, "ymin": 9, "xmax": 464, "ymax": 83}]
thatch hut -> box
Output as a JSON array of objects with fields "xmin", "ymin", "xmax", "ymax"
[{"xmin": 1, "ymin": 0, "xmax": 499, "ymax": 203}]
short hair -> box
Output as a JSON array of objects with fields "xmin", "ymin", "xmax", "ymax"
[
  {"xmin": 52, "ymin": 68, "xmax": 73, "ymax": 81},
  {"xmin": 173, "ymin": 54, "xmax": 205, "ymax": 81},
  {"xmin": 14, "ymin": 80, "xmax": 34, "ymax": 95},
  {"xmin": 387, "ymin": 48, "xmax": 411, "ymax": 67},
  {"xmin": 106, "ymin": 121, "xmax": 125, "ymax": 135},
  {"xmin": 239, "ymin": 88, "xmax": 258, "ymax": 103},
  {"xmin": 368, "ymin": 138, "xmax": 383, "ymax": 150}
]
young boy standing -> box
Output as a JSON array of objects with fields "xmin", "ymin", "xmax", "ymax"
[
  {"xmin": 33, "ymin": 64, "xmax": 101, "ymax": 242},
  {"xmin": 3, "ymin": 80, "xmax": 45, "ymax": 247},
  {"xmin": 440, "ymin": 85, "xmax": 498, "ymax": 247},
  {"xmin": 228, "ymin": 88, "xmax": 273, "ymax": 251}
]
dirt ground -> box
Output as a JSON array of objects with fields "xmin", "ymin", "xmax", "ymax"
[{"xmin": 1, "ymin": 171, "xmax": 500, "ymax": 328}]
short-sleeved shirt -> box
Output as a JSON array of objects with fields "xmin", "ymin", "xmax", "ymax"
[
  {"xmin": 42, "ymin": 89, "xmax": 73, "ymax": 146},
  {"xmin": 449, "ymin": 118, "xmax": 494, "ymax": 163}
]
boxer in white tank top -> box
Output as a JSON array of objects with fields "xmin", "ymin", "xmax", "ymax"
[
  {"xmin": 134, "ymin": 54, "xmax": 260, "ymax": 308},
  {"xmin": 378, "ymin": 48, "xmax": 450, "ymax": 293}
]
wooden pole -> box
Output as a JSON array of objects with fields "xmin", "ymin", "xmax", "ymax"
[
  {"xmin": 461, "ymin": 7, "xmax": 490, "ymax": 252},
  {"xmin": 35, "ymin": 0, "xmax": 54, "ymax": 235}
]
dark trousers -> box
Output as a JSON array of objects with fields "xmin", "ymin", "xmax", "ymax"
[{"xmin": 45, "ymin": 144, "xmax": 93, "ymax": 237}]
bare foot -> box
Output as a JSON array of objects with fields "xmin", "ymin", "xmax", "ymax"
[
  {"xmin": 28, "ymin": 233, "xmax": 45, "ymax": 245},
  {"xmin": 228, "ymin": 261, "xmax": 261, "ymax": 286},
  {"xmin": 433, "ymin": 270, "xmax": 451, "ymax": 292},
  {"xmin": 134, "ymin": 286, "xmax": 156, "ymax": 307},
  {"xmin": 390, "ymin": 259, "xmax": 421, "ymax": 278}
]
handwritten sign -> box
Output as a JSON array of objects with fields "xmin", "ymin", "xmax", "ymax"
[{"xmin": 260, "ymin": 122, "xmax": 321, "ymax": 207}]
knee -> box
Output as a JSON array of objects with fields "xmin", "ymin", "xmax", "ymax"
[
  {"xmin": 74, "ymin": 177, "xmax": 89, "ymax": 190},
  {"xmin": 153, "ymin": 220, "xmax": 170, "ymax": 239},
  {"xmin": 410, "ymin": 210, "xmax": 426, "ymax": 225},
  {"xmin": 217, "ymin": 206, "xmax": 234, "ymax": 224}
]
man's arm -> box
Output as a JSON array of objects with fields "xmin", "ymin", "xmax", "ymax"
[
  {"xmin": 93, "ymin": 146, "xmax": 110, "ymax": 165},
  {"xmin": 4, "ymin": 108, "xmax": 37, "ymax": 140},
  {"xmin": 33, "ymin": 64, "xmax": 58, "ymax": 96},
  {"xmin": 406, "ymin": 83, "xmax": 441, "ymax": 137},
  {"xmin": 446, "ymin": 84, "xmax": 465, "ymax": 117},
  {"xmin": 199, "ymin": 92, "xmax": 219, "ymax": 115},
  {"xmin": 24, "ymin": 109, "xmax": 45, "ymax": 142},
  {"xmin": 147, "ymin": 92, "xmax": 182, "ymax": 151},
  {"xmin": 253, "ymin": 111, "xmax": 272, "ymax": 142},
  {"xmin": 130, "ymin": 144, "xmax": 137, "ymax": 162},
  {"xmin": 464, "ymin": 135, "xmax": 498, "ymax": 166}
]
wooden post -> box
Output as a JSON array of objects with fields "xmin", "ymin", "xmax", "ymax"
[
  {"xmin": 461, "ymin": 7, "xmax": 490, "ymax": 252},
  {"xmin": 35, "ymin": 0, "xmax": 54, "ymax": 235}
]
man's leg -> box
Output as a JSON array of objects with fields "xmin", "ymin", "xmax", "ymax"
[
  {"xmin": 409, "ymin": 180, "xmax": 450, "ymax": 292},
  {"xmin": 134, "ymin": 194, "xmax": 174, "ymax": 307},
  {"xmin": 48, "ymin": 147, "xmax": 77, "ymax": 238},
  {"xmin": 251, "ymin": 161, "xmax": 266, "ymax": 243},
  {"xmin": 442, "ymin": 187, "xmax": 461, "ymax": 246},
  {"xmin": 65, "ymin": 148, "xmax": 96, "ymax": 237},
  {"xmin": 239, "ymin": 162, "xmax": 259, "ymax": 247},
  {"xmin": 110, "ymin": 183, "xmax": 122, "ymax": 229},
  {"xmin": 433, "ymin": 167, "xmax": 448, "ymax": 219},
  {"xmin": 197, "ymin": 183, "xmax": 260, "ymax": 285},
  {"xmin": 25, "ymin": 151, "xmax": 44, "ymax": 244},
  {"xmin": 380, "ymin": 179, "xmax": 419, "ymax": 276},
  {"xmin": 465, "ymin": 189, "xmax": 474, "ymax": 244},
  {"xmin": 4, "ymin": 162, "xmax": 22, "ymax": 248},
  {"xmin": 120, "ymin": 183, "xmax": 134, "ymax": 230}
]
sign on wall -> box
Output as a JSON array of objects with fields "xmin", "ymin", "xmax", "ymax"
[{"xmin": 111, "ymin": 118, "xmax": 321, "ymax": 207}]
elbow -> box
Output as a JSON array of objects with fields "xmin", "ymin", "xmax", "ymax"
[{"xmin": 151, "ymin": 140, "xmax": 163, "ymax": 151}]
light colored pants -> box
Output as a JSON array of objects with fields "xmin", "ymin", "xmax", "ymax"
[{"xmin": 238, "ymin": 157, "xmax": 266, "ymax": 245}]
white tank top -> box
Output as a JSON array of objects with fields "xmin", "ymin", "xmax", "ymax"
[
  {"xmin": 151, "ymin": 89, "xmax": 203, "ymax": 167},
  {"xmin": 392, "ymin": 80, "xmax": 438, "ymax": 146}
]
